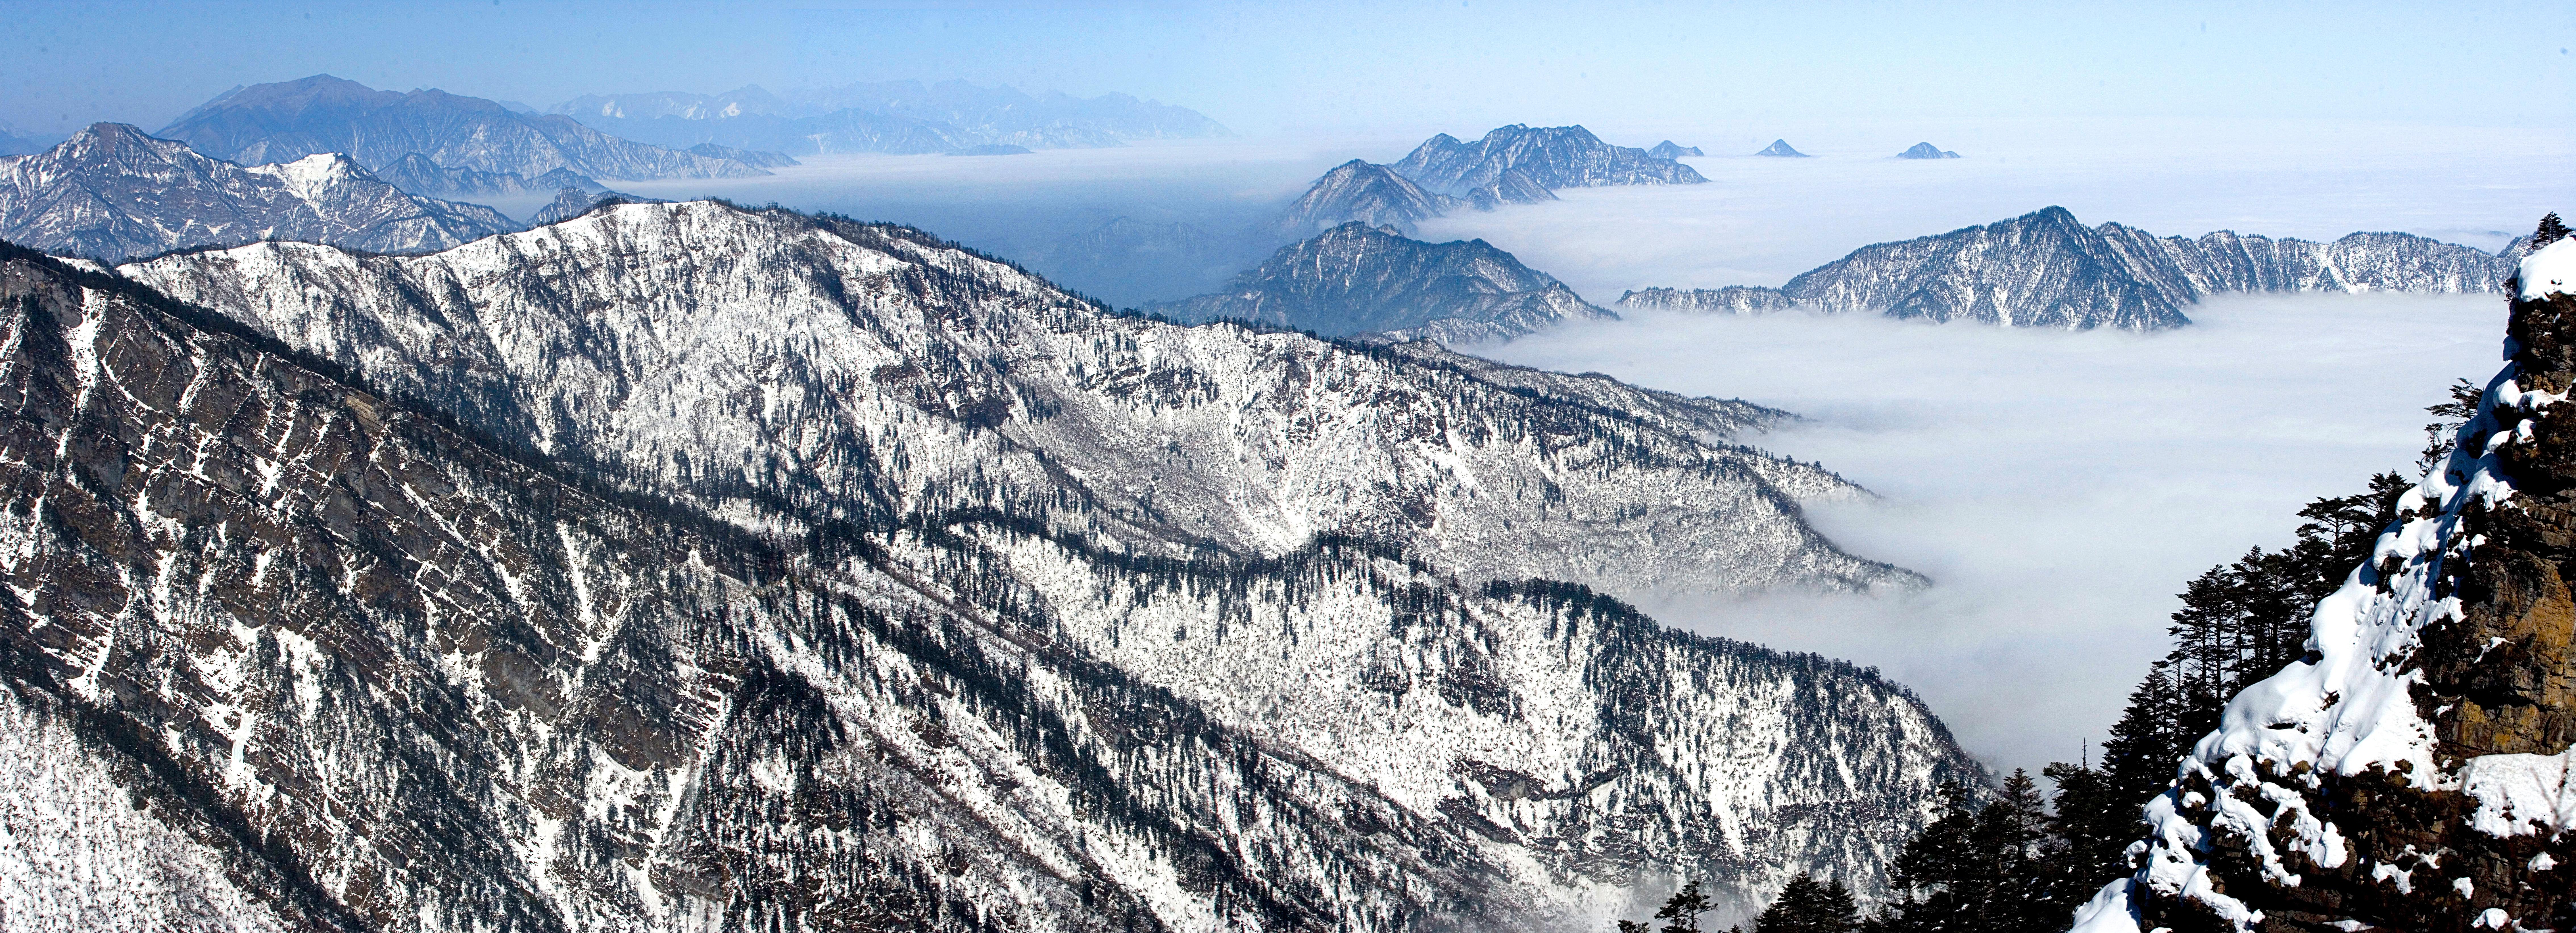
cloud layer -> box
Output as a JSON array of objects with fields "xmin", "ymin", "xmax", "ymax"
[{"xmin": 1479, "ymin": 295, "xmax": 2506, "ymax": 773}]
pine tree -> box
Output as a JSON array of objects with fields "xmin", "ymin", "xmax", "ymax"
[
  {"xmin": 1753, "ymin": 873, "xmax": 1859, "ymax": 933},
  {"xmin": 2537, "ymin": 212, "xmax": 2571, "ymax": 250},
  {"xmin": 1634, "ymin": 880, "xmax": 1715, "ymax": 933}
]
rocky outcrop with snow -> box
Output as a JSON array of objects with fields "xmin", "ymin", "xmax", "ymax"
[
  {"xmin": 0, "ymin": 201, "xmax": 1990, "ymax": 928},
  {"xmin": 1897, "ymin": 143, "xmax": 1959, "ymax": 159},
  {"xmin": 0, "ymin": 123, "xmax": 514, "ymax": 261},
  {"xmin": 1617, "ymin": 206, "xmax": 2521, "ymax": 329},
  {"xmin": 1756, "ymin": 140, "xmax": 1810, "ymax": 158},
  {"xmin": 1648, "ymin": 141, "xmax": 1705, "ymax": 159},
  {"xmin": 2072, "ymin": 229, "xmax": 2576, "ymax": 933},
  {"xmin": 1151, "ymin": 221, "xmax": 1615, "ymax": 343},
  {"xmin": 160, "ymin": 75, "xmax": 769, "ymax": 182}
]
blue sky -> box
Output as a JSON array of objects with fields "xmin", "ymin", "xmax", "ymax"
[{"xmin": 2, "ymin": 0, "xmax": 2568, "ymax": 136}]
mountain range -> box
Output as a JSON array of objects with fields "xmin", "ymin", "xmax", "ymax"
[
  {"xmin": 1617, "ymin": 206, "xmax": 2519, "ymax": 328},
  {"xmin": 1152, "ymin": 221, "xmax": 1615, "ymax": 343},
  {"xmin": 1275, "ymin": 125, "xmax": 1701, "ymax": 235},
  {"xmin": 0, "ymin": 198, "xmax": 1993, "ymax": 928},
  {"xmin": 159, "ymin": 75, "xmax": 773, "ymax": 182},
  {"xmin": 0, "ymin": 123, "xmax": 514, "ymax": 261}
]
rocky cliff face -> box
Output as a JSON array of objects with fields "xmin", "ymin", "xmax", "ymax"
[
  {"xmin": 159, "ymin": 75, "xmax": 769, "ymax": 182},
  {"xmin": 1391, "ymin": 125, "xmax": 1705, "ymax": 196},
  {"xmin": 0, "ymin": 203, "xmax": 1989, "ymax": 929},
  {"xmin": 2072, "ymin": 232, "xmax": 2576, "ymax": 933},
  {"xmin": 1151, "ymin": 221, "xmax": 1615, "ymax": 344},
  {"xmin": 1618, "ymin": 206, "xmax": 2519, "ymax": 329},
  {"xmin": 0, "ymin": 123, "xmax": 515, "ymax": 262}
]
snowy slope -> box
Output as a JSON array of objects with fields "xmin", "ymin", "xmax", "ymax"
[
  {"xmin": 1391, "ymin": 125, "xmax": 1706, "ymax": 195},
  {"xmin": 0, "ymin": 124, "xmax": 513, "ymax": 262},
  {"xmin": 6, "ymin": 234, "xmax": 1982, "ymax": 929},
  {"xmin": 126, "ymin": 201, "xmax": 1901, "ymax": 600}
]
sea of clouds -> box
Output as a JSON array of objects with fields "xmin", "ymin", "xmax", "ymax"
[
  {"xmin": 600, "ymin": 117, "xmax": 2568, "ymax": 774},
  {"xmin": 1476, "ymin": 295, "xmax": 2504, "ymax": 774}
]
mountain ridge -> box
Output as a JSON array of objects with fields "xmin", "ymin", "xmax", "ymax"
[
  {"xmin": 0, "ymin": 122, "xmax": 514, "ymax": 262},
  {"xmin": 1617, "ymin": 206, "xmax": 2520, "ymax": 328},
  {"xmin": 158, "ymin": 74, "xmax": 772, "ymax": 182},
  {"xmin": 1152, "ymin": 220, "xmax": 1616, "ymax": 343}
]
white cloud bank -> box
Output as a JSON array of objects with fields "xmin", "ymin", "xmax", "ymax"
[{"xmin": 1477, "ymin": 294, "xmax": 2507, "ymax": 774}]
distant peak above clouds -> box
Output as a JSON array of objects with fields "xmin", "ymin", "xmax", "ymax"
[{"xmin": 1274, "ymin": 124, "xmax": 1700, "ymax": 238}]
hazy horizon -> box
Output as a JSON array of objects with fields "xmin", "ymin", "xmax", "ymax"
[{"xmin": 4, "ymin": 1, "xmax": 2567, "ymax": 138}]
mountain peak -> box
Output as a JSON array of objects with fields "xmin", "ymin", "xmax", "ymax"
[
  {"xmin": 1755, "ymin": 139, "xmax": 1809, "ymax": 157},
  {"xmin": 1153, "ymin": 219, "xmax": 1613, "ymax": 343},
  {"xmin": 1390, "ymin": 123, "xmax": 1705, "ymax": 198},
  {"xmin": 1898, "ymin": 141, "xmax": 1961, "ymax": 159}
]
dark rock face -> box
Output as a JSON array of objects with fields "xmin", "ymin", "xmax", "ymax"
[
  {"xmin": 1151, "ymin": 221, "xmax": 1614, "ymax": 343},
  {"xmin": 1755, "ymin": 140, "xmax": 1809, "ymax": 157},
  {"xmin": 1647, "ymin": 141, "xmax": 1705, "ymax": 159},
  {"xmin": 1390, "ymin": 124, "xmax": 1706, "ymax": 196},
  {"xmin": 1624, "ymin": 207, "xmax": 2519, "ymax": 329},
  {"xmin": 158, "ymin": 75, "xmax": 767, "ymax": 182},
  {"xmin": 0, "ymin": 123, "xmax": 515, "ymax": 261},
  {"xmin": 1276, "ymin": 159, "xmax": 1464, "ymax": 235},
  {"xmin": 2105, "ymin": 249, "xmax": 2576, "ymax": 933},
  {"xmin": 1897, "ymin": 143, "xmax": 1959, "ymax": 159}
]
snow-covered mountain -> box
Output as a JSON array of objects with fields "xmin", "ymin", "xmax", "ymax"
[
  {"xmin": 1647, "ymin": 141, "xmax": 1705, "ymax": 159},
  {"xmin": 371, "ymin": 152, "xmax": 611, "ymax": 200},
  {"xmin": 1896, "ymin": 143, "xmax": 1959, "ymax": 159},
  {"xmin": 1152, "ymin": 221, "xmax": 1615, "ymax": 343},
  {"xmin": 1391, "ymin": 125, "xmax": 1706, "ymax": 196},
  {"xmin": 550, "ymin": 79, "xmax": 1229, "ymax": 155},
  {"xmin": 1617, "ymin": 206, "xmax": 2520, "ymax": 329},
  {"xmin": 0, "ymin": 123, "xmax": 514, "ymax": 261},
  {"xmin": 42, "ymin": 201, "xmax": 1984, "ymax": 928},
  {"xmin": 1755, "ymin": 140, "xmax": 1810, "ymax": 157},
  {"xmin": 160, "ymin": 75, "xmax": 771, "ymax": 182},
  {"xmin": 1275, "ymin": 159, "xmax": 1469, "ymax": 236},
  {"xmin": 2069, "ymin": 231, "xmax": 2576, "ymax": 933}
]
